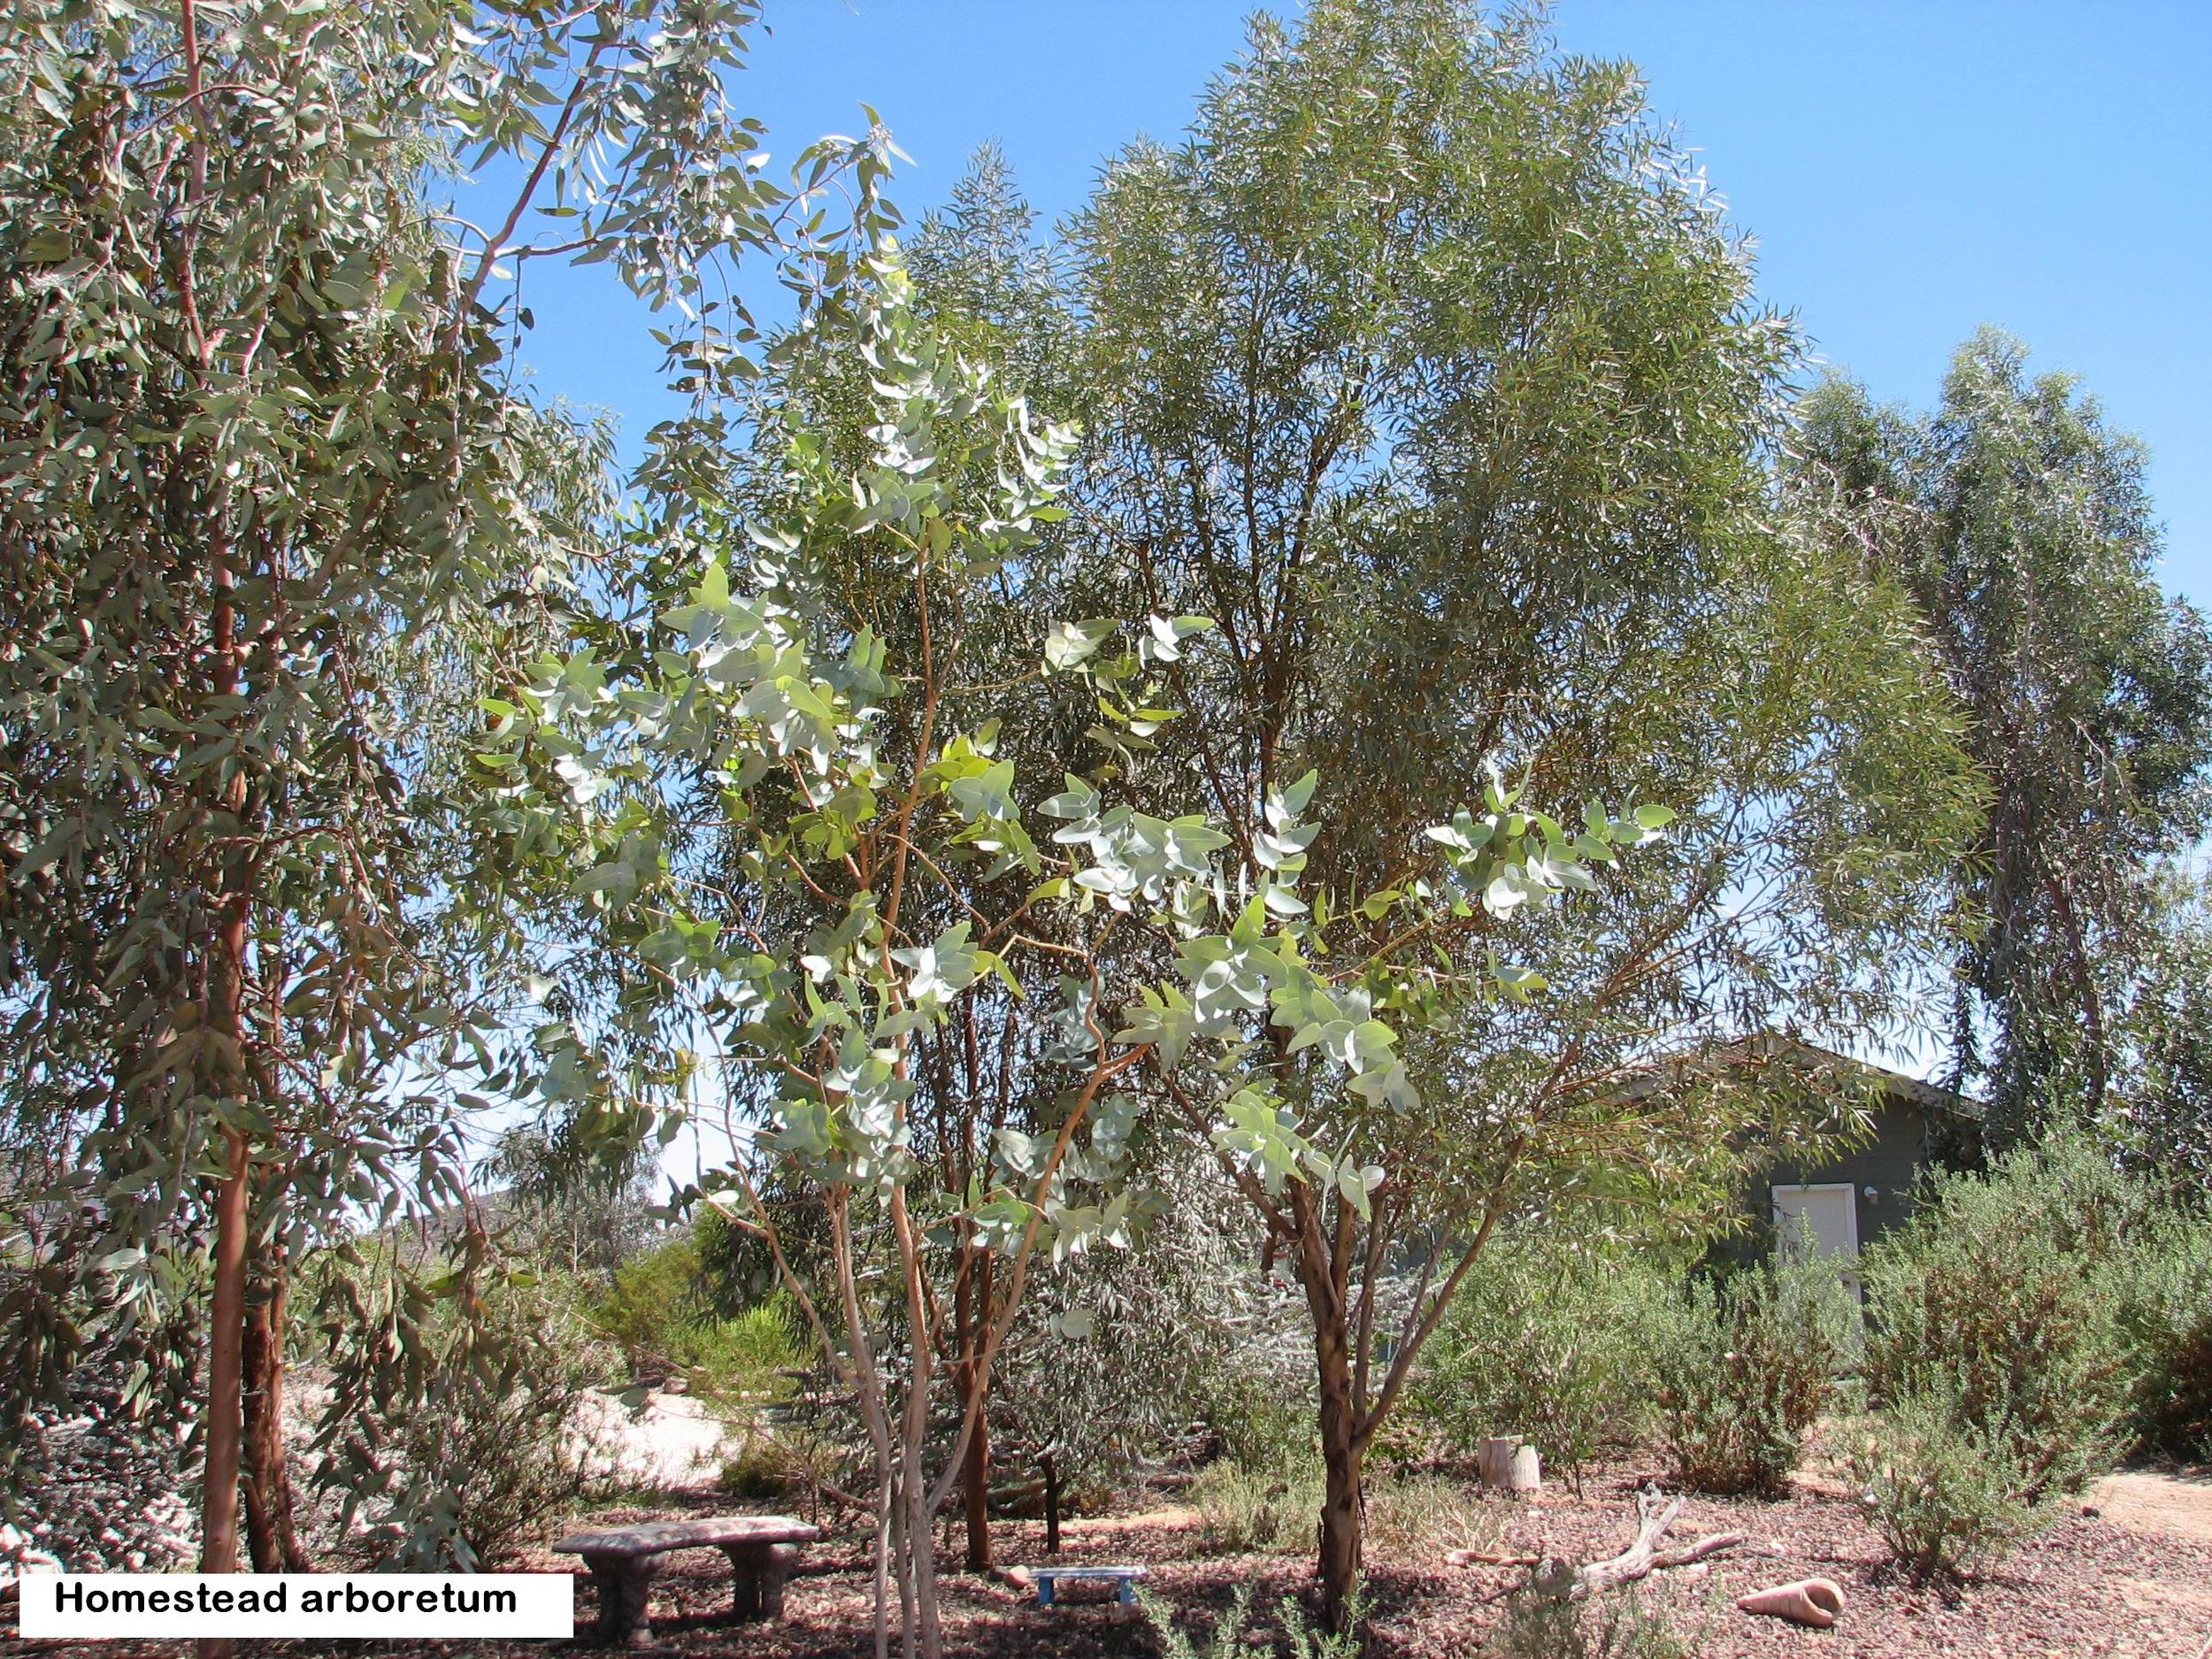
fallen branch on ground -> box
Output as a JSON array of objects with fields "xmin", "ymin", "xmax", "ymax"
[
  {"xmin": 1531, "ymin": 1486, "xmax": 1743, "ymax": 1600},
  {"xmin": 1443, "ymin": 1548, "xmax": 1542, "ymax": 1567}
]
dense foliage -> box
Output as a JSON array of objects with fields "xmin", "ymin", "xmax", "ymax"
[
  {"xmin": 1648, "ymin": 1246, "xmax": 1856, "ymax": 1494},
  {"xmin": 1794, "ymin": 340, "xmax": 2212, "ymax": 1139}
]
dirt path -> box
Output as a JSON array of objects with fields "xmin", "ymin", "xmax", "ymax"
[{"xmin": 2091, "ymin": 1468, "xmax": 2212, "ymax": 1545}]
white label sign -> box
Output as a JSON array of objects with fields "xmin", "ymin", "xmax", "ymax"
[{"xmin": 18, "ymin": 1573, "xmax": 574, "ymax": 1640}]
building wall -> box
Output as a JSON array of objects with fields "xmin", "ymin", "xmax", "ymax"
[{"xmin": 1762, "ymin": 1098, "xmax": 1963, "ymax": 1248}]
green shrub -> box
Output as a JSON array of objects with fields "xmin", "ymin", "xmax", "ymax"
[
  {"xmin": 717, "ymin": 1432, "xmax": 793, "ymax": 1500},
  {"xmin": 1650, "ymin": 1246, "xmax": 1855, "ymax": 1494},
  {"xmin": 1492, "ymin": 1588, "xmax": 1698, "ymax": 1659},
  {"xmin": 680, "ymin": 1301, "xmax": 805, "ymax": 1394},
  {"xmin": 1847, "ymin": 1387, "xmax": 2039, "ymax": 1581},
  {"xmin": 1417, "ymin": 1240, "xmax": 1669, "ymax": 1487},
  {"xmin": 1137, "ymin": 1579, "xmax": 1370, "ymax": 1659},
  {"xmin": 589, "ymin": 1233, "xmax": 703, "ymax": 1369},
  {"xmin": 1860, "ymin": 1136, "xmax": 2135, "ymax": 1499},
  {"xmin": 588, "ymin": 1231, "xmax": 804, "ymax": 1396},
  {"xmin": 1136, "ymin": 1583, "xmax": 1254, "ymax": 1659},
  {"xmin": 2114, "ymin": 1205, "xmax": 2212, "ymax": 1460},
  {"xmin": 1191, "ymin": 1455, "xmax": 1323, "ymax": 1553},
  {"xmin": 375, "ymin": 1279, "xmax": 619, "ymax": 1567},
  {"xmin": 1206, "ymin": 1363, "xmax": 1319, "ymax": 1472}
]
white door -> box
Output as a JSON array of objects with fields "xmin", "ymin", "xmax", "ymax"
[{"xmin": 1772, "ymin": 1182, "xmax": 1859, "ymax": 1261}]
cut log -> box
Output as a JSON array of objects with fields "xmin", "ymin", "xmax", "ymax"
[
  {"xmin": 1563, "ymin": 1487, "xmax": 1744, "ymax": 1600},
  {"xmin": 1508, "ymin": 1445, "xmax": 1541, "ymax": 1493},
  {"xmin": 1477, "ymin": 1436, "xmax": 1522, "ymax": 1490}
]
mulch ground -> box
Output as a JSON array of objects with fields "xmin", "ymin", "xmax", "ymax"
[{"xmin": 8, "ymin": 1463, "xmax": 2209, "ymax": 1657}]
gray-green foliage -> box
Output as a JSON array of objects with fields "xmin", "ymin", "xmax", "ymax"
[
  {"xmin": 1859, "ymin": 1134, "xmax": 2138, "ymax": 1500},
  {"xmin": 1415, "ymin": 1238, "xmax": 1670, "ymax": 1486},
  {"xmin": 1138, "ymin": 1584, "xmax": 1256, "ymax": 1659},
  {"xmin": 995, "ymin": 1152, "xmax": 1273, "ymax": 1494},
  {"xmin": 1493, "ymin": 1589, "xmax": 1699, "ymax": 1659},
  {"xmin": 0, "ymin": 0, "xmax": 895, "ymax": 1565},
  {"xmin": 1793, "ymin": 337, "xmax": 2212, "ymax": 1139},
  {"xmin": 307, "ymin": 1246, "xmax": 620, "ymax": 1569},
  {"xmin": 1847, "ymin": 1388, "xmax": 2039, "ymax": 1583},
  {"xmin": 1059, "ymin": 0, "xmax": 1978, "ymax": 1617},
  {"xmin": 2116, "ymin": 1203, "xmax": 2212, "ymax": 1460},
  {"xmin": 1138, "ymin": 1579, "xmax": 1371, "ymax": 1659},
  {"xmin": 1650, "ymin": 1246, "xmax": 1856, "ymax": 1494},
  {"xmin": 1193, "ymin": 1456, "xmax": 1326, "ymax": 1555},
  {"xmin": 2119, "ymin": 866, "xmax": 2212, "ymax": 1193}
]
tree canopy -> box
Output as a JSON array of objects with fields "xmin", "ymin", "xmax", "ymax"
[{"xmin": 1794, "ymin": 331, "xmax": 2212, "ymax": 1140}]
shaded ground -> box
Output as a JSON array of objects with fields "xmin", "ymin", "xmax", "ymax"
[{"xmin": 8, "ymin": 1461, "xmax": 2209, "ymax": 1657}]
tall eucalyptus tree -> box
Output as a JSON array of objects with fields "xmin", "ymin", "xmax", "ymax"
[
  {"xmin": 1793, "ymin": 334, "xmax": 2212, "ymax": 1141},
  {"xmin": 0, "ymin": 0, "xmax": 889, "ymax": 1593},
  {"xmin": 1061, "ymin": 0, "xmax": 1978, "ymax": 1619}
]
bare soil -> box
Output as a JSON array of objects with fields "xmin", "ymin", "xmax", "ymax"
[{"xmin": 8, "ymin": 1462, "xmax": 2208, "ymax": 1658}]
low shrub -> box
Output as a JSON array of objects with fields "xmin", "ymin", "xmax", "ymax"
[
  {"xmin": 1860, "ymin": 1135, "xmax": 2136, "ymax": 1499},
  {"xmin": 1137, "ymin": 1578, "xmax": 1369, "ymax": 1659},
  {"xmin": 2114, "ymin": 1205, "xmax": 2212, "ymax": 1461},
  {"xmin": 1847, "ymin": 1387, "xmax": 2039, "ymax": 1581},
  {"xmin": 717, "ymin": 1432, "xmax": 792, "ymax": 1500},
  {"xmin": 1136, "ymin": 1582, "xmax": 1255, "ymax": 1659},
  {"xmin": 589, "ymin": 1231, "xmax": 805, "ymax": 1397},
  {"xmin": 1417, "ymin": 1239, "xmax": 1670, "ymax": 1487},
  {"xmin": 1650, "ymin": 1245, "xmax": 1855, "ymax": 1494},
  {"xmin": 1491, "ymin": 1587, "xmax": 1698, "ymax": 1659},
  {"xmin": 1205, "ymin": 1362, "xmax": 1320, "ymax": 1472},
  {"xmin": 1190, "ymin": 1455, "xmax": 1323, "ymax": 1553},
  {"xmin": 371, "ymin": 1279, "xmax": 619, "ymax": 1567}
]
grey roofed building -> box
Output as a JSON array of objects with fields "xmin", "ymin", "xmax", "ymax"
[{"xmin": 1618, "ymin": 1032, "xmax": 1985, "ymax": 1260}]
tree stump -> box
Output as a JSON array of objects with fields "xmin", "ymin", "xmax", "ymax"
[
  {"xmin": 1478, "ymin": 1436, "xmax": 1519, "ymax": 1489},
  {"xmin": 1508, "ymin": 1445, "xmax": 1541, "ymax": 1493},
  {"xmin": 1479, "ymin": 1436, "xmax": 1540, "ymax": 1493}
]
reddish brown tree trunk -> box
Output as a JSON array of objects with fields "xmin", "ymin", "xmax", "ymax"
[
  {"xmin": 1314, "ymin": 1317, "xmax": 1366, "ymax": 1632},
  {"xmin": 201, "ymin": 1125, "xmax": 250, "ymax": 1580},
  {"xmin": 242, "ymin": 1262, "xmax": 306, "ymax": 1572}
]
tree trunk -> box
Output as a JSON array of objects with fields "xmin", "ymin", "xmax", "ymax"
[
  {"xmin": 959, "ymin": 1388, "xmax": 990, "ymax": 1571},
  {"xmin": 198, "ymin": 1123, "xmax": 250, "ymax": 1659},
  {"xmin": 959, "ymin": 1253, "xmax": 993, "ymax": 1572},
  {"xmin": 242, "ymin": 1263, "xmax": 306, "ymax": 1572},
  {"xmin": 196, "ymin": 262, "xmax": 254, "ymax": 1649},
  {"xmin": 1314, "ymin": 1318, "xmax": 1365, "ymax": 1633}
]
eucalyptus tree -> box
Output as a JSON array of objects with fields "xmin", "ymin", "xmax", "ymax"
[
  {"xmin": 481, "ymin": 243, "xmax": 1678, "ymax": 1655},
  {"xmin": 1058, "ymin": 0, "xmax": 1978, "ymax": 1619},
  {"xmin": 0, "ymin": 0, "xmax": 888, "ymax": 1589},
  {"xmin": 2115, "ymin": 866, "xmax": 2212, "ymax": 1192},
  {"xmin": 1793, "ymin": 333, "xmax": 2212, "ymax": 1140}
]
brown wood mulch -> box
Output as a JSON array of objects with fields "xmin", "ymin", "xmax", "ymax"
[{"xmin": 8, "ymin": 1464, "xmax": 2208, "ymax": 1657}]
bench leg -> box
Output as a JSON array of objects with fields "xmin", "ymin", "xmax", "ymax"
[
  {"xmin": 725, "ymin": 1541, "xmax": 801, "ymax": 1622},
  {"xmin": 1118, "ymin": 1576, "xmax": 1137, "ymax": 1605},
  {"xmin": 582, "ymin": 1553, "xmax": 661, "ymax": 1648},
  {"xmin": 1037, "ymin": 1575, "xmax": 1055, "ymax": 1607}
]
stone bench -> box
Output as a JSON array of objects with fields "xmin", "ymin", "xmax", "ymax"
[
  {"xmin": 1028, "ymin": 1563, "xmax": 1147, "ymax": 1607},
  {"xmin": 553, "ymin": 1515, "xmax": 820, "ymax": 1647}
]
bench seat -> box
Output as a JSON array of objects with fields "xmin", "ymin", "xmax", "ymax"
[
  {"xmin": 1028, "ymin": 1563, "xmax": 1148, "ymax": 1607},
  {"xmin": 554, "ymin": 1515, "xmax": 820, "ymax": 1647}
]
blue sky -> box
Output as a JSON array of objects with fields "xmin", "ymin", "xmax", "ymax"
[{"xmin": 512, "ymin": 0, "xmax": 2210, "ymax": 611}]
